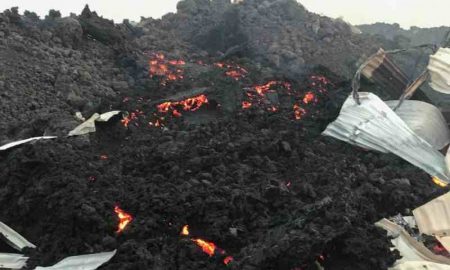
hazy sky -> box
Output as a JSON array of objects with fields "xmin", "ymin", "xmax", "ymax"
[{"xmin": 1, "ymin": 0, "xmax": 449, "ymax": 28}]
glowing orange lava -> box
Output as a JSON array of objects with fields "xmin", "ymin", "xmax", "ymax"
[
  {"xmin": 168, "ymin": 60, "xmax": 186, "ymax": 65},
  {"xmin": 149, "ymin": 53, "xmax": 185, "ymax": 85},
  {"xmin": 181, "ymin": 224, "xmax": 233, "ymax": 265},
  {"xmin": 242, "ymin": 101, "xmax": 252, "ymax": 109},
  {"xmin": 121, "ymin": 110, "xmax": 144, "ymax": 128},
  {"xmin": 121, "ymin": 112, "xmax": 137, "ymax": 127},
  {"xmin": 432, "ymin": 176, "xmax": 448, "ymax": 188},
  {"xmin": 114, "ymin": 205, "xmax": 133, "ymax": 233},
  {"xmin": 254, "ymin": 81, "xmax": 279, "ymax": 96},
  {"xmin": 293, "ymin": 104, "xmax": 306, "ymax": 120},
  {"xmin": 223, "ymin": 256, "xmax": 233, "ymax": 265},
  {"xmin": 215, "ymin": 62, "xmax": 248, "ymax": 80},
  {"xmin": 157, "ymin": 95, "xmax": 208, "ymax": 117},
  {"xmin": 181, "ymin": 225, "xmax": 190, "ymax": 236},
  {"xmin": 193, "ymin": 238, "xmax": 216, "ymax": 257},
  {"xmin": 303, "ymin": 92, "xmax": 315, "ymax": 104}
]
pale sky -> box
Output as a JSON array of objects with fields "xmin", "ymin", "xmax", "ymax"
[{"xmin": 1, "ymin": 0, "xmax": 449, "ymax": 28}]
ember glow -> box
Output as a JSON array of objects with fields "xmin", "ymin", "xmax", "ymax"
[
  {"xmin": 157, "ymin": 94, "xmax": 209, "ymax": 117},
  {"xmin": 215, "ymin": 62, "xmax": 248, "ymax": 80},
  {"xmin": 114, "ymin": 206, "xmax": 133, "ymax": 233},
  {"xmin": 149, "ymin": 118, "xmax": 163, "ymax": 127},
  {"xmin": 223, "ymin": 256, "xmax": 233, "ymax": 265},
  {"xmin": 311, "ymin": 75, "xmax": 331, "ymax": 85},
  {"xmin": 253, "ymin": 81, "xmax": 290, "ymax": 96},
  {"xmin": 303, "ymin": 92, "xmax": 316, "ymax": 104},
  {"xmin": 242, "ymin": 81, "xmax": 293, "ymax": 112},
  {"xmin": 193, "ymin": 238, "xmax": 217, "ymax": 257},
  {"xmin": 432, "ymin": 176, "xmax": 448, "ymax": 188},
  {"xmin": 181, "ymin": 225, "xmax": 189, "ymax": 236},
  {"xmin": 126, "ymin": 53, "xmax": 331, "ymax": 129},
  {"xmin": 149, "ymin": 53, "xmax": 185, "ymax": 85},
  {"xmin": 121, "ymin": 112, "xmax": 137, "ymax": 127},
  {"xmin": 121, "ymin": 110, "xmax": 144, "ymax": 128},
  {"xmin": 181, "ymin": 225, "xmax": 233, "ymax": 266},
  {"xmin": 242, "ymin": 101, "xmax": 252, "ymax": 109},
  {"xmin": 293, "ymin": 104, "xmax": 306, "ymax": 120}
]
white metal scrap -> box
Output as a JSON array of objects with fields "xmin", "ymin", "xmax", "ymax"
[
  {"xmin": 0, "ymin": 253, "xmax": 29, "ymax": 269},
  {"xmin": 0, "ymin": 222, "xmax": 36, "ymax": 269},
  {"xmin": 0, "ymin": 136, "xmax": 57, "ymax": 151},
  {"xmin": 0, "ymin": 222, "xmax": 36, "ymax": 250},
  {"xmin": 385, "ymin": 100, "xmax": 450, "ymax": 150},
  {"xmin": 323, "ymin": 92, "xmax": 450, "ymax": 183},
  {"xmin": 34, "ymin": 250, "xmax": 117, "ymax": 270},
  {"xmin": 68, "ymin": 111, "xmax": 122, "ymax": 136},
  {"xmin": 428, "ymin": 48, "xmax": 450, "ymax": 94}
]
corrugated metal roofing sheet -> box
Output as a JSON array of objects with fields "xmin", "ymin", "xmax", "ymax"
[
  {"xmin": 385, "ymin": 100, "xmax": 450, "ymax": 150},
  {"xmin": 0, "ymin": 137, "xmax": 57, "ymax": 151},
  {"xmin": 0, "ymin": 222, "xmax": 36, "ymax": 251},
  {"xmin": 322, "ymin": 92, "xmax": 450, "ymax": 182},
  {"xmin": 413, "ymin": 192, "xmax": 450, "ymax": 237},
  {"xmin": 428, "ymin": 48, "xmax": 450, "ymax": 94},
  {"xmin": 34, "ymin": 250, "xmax": 116, "ymax": 270},
  {"xmin": 0, "ymin": 253, "xmax": 29, "ymax": 269},
  {"xmin": 391, "ymin": 261, "xmax": 450, "ymax": 270}
]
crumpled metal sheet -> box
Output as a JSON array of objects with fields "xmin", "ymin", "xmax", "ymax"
[
  {"xmin": 322, "ymin": 92, "xmax": 450, "ymax": 183},
  {"xmin": 0, "ymin": 222, "xmax": 36, "ymax": 250},
  {"xmin": 0, "ymin": 136, "xmax": 57, "ymax": 151},
  {"xmin": 34, "ymin": 250, "xmax": 116, "ymax": 270},
  {"xmin": 385, "ymin": 100, "xmax": 450, "ymax": 150},
  {"xmin": 376, "ymin": 219, "xmax": 450, "ymax": 265},
  {"xmin": 68, "ymin": 111, "xmax": 122, "ymax": 137},
  {"xmin": 428, "ymin": 48, "xmax": 450, "ymax": 94},
  {"xmin": 413, "ymin": 192, "xmax": 450, "ymax": 238},
  {"xmin": 391, "ymin": 261, "xmax": 450, "ymax": 270},
  {"xmin": 0, "ymin": 253, "xmax": 29, "ymax": 269}
]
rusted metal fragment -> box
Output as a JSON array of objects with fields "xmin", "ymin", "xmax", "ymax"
[{"xmin": 361, "ymin": 48, "xmax": 410, "ymax": 98}]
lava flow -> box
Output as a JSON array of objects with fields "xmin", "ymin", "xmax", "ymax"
[
  {"xmin": 157, "ymin": 94, "xmax": 209, "ymax": 117},
  {"xmin": 121, "ymin": 112, "xmax": 137, "ymax": 127},
  {"xmin": 149, "ymin": 53, "xmax": 185, "ymax": 85},
  {"xmin": 114, "ymin": 205, "xmax": 133, "ymax": 233},
  {"xmin": 303, "ymin": 92, "xmax": 316, "ymax": 104},
  {"xmin": 293, "ymin": 104, "xmax": 306, "ymax": 120},
  {"xmin": 215, "ymin": 62, "xmax": 248, "ymax": 80},
  {"xmin": 253, "ymin": 81, "xmax": 291, "ymax": 96},
  {"xmin": 181, "ymin": 225, "xmax": 233, "ymax": 266},
  {"xmin": 242, "ymin": 81, "xmax": 292, "ymax": 112},
  {"xmin": 192, "ymin": 239, "xmax": 217, "ymax": 257},
  {"xmin": 121, "ymin": 110, "xmax": 144, "ymax": 128}
]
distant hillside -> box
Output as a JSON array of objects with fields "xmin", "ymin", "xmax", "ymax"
[{"xmin": 358, "ymin": 23, "xmax": 450, "ymax": 47}]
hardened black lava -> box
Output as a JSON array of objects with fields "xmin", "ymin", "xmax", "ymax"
[{"xmin": 0, "ymin": 2, "xmax": 447, "ymax": 270}]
